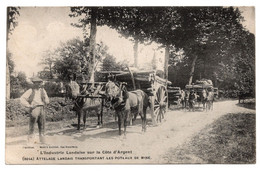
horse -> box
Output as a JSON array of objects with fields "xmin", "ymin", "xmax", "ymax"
[
  {"xmin": 65, "ymin": 82, "xmax": 103, "ymax": 130},
  {"xmin": 183, "ymin": 90, "xmax": 189, "ymax": 111},
  {"xmin": 180, "ymin": 90, "xmax": 186, "ymax": 109},
  {"xmin": 105, "ymin": 81, "xmax": 150, "ymax": 135},
  {"xmin": 200, "ymin": 89, "xmax": 208, "ymax": 111},
  {"xmin": 188, "ymin": 91, "xmax": 197, "ymax": 112},
  {"xmin": 206, "ymin": 91, "xmax": 214, "ymax": 111}
]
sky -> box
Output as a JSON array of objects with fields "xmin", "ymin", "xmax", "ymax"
[{"xmin": 8, "ymin": 6, "xmax": 255, "ymax": 77}]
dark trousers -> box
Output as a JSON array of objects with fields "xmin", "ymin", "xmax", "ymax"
[{"xmin": 28, "ymin": 106, "xmax": 45, "ymax": 141}]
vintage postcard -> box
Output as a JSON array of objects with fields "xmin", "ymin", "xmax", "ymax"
[{"xmin": 5, "ymin": 6, "xmax": 255, "ymax": 164}]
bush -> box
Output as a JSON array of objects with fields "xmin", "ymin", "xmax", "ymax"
[
  {"xmin": 6, "ymin": 97, "xmax": 75, "ymax": 127},
  {"xmin": 43, "ymin": 81, "xmax": 64, "ymax": 97}
]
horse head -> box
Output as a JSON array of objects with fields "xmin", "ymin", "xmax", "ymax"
[
  {"xmin": 64, "ymin": 81, "xmax": 80, "ymax": 100},
  {"xmin": 105, "ymin": 81, "xmax": 128, "ymax": 109},
  {"xmin": 201, "ymin": 89, "xmax": 208, "ymax": 99},
  {"xmin": 105, "ymin": 81, "xmax": 121, "ymax": 100}
]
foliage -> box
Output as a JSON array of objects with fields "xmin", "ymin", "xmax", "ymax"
[
  {"xmin": 164, "ymin": 7, "xmax": 254, "ymax": 94},
  {"xmin": 101, "ymin": 8, "xmax": 146, "ymax": 42},
  {"xmin": 70, "ymin": 7, "xmax": 100, "ymax": 81},
  {"xmin": 6, "ymin": 97, "xmax": 75, "ymax": 127},
  {"xmin": 51, "ymin": 37, "xmax": 111, "ymax": 81},
  {"xmin": 7, "ymin": 7, "xmax": 20, "ymax": 38},
  {"xmin": 52, "ymin": 38, "xmax": 85, "ymax": 80},
  {"xmin": 39, "ymin": 50, "xmax": 59, "ymax": 79},
  {"xmin": 101, "ymin": 54, "xmax": 125, "ymax": 71},
  {"xmin": 7, "ymin": 51, "xmax": 15, "ymax": 74},
  {"xmin": 10, "ymin": 72, "xmax": 30, "ymax": 98},
  {"xmin": 7, "ymin": 7, "xmax": 20, "ymax": 100},
  {"xmin": 70, "ymin": 7, "xmax": 254, "ymax": 94},
  {"xmin": 217, "ymin": 31, "xmax": 255, "ymax": 94},
  {"xmin": 43, "ymin": 81, "xmax": 64, "ymax": 97}
]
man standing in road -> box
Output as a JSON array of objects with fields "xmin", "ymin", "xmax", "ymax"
[
  {"xmin": 20, "ymin": 77, "xmax": 49, "ymax": 144},
  {"xmin": 189, "ymin": 90, "xmax": 197, "ymax": 112}
]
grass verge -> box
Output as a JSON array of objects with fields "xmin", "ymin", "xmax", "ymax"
[{"xmin": 163, "ymin": 113, "xmax": 256, "ymax": 164}]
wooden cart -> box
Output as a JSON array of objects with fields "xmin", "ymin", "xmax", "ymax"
[
  {"xmin": 99, "ymin": 70, "xmax": 171, "ymax": 125},
  {"xmin": 167, "ymin": 86, "xmax": 182, "ymax": 107}
]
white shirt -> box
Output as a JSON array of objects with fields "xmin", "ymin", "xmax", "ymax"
[
  {"xmin": 20, "ymin": 88, "xmax": 49, "ymax": 108},
  {"xmin": 69, "ymin": 81, "xmax": 80, "ymax": 97}
]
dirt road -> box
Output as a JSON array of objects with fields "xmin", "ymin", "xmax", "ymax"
[{"xmin": 5, "ymin": 100, "xmax": 255, "ymax": 164}]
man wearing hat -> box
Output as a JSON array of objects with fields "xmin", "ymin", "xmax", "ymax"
[
  {"xmin": 20, "ymin": 77, "xmax": 49, "ymax": 144},
  {"xmin": 80, "ymin": 78, "xmax": 88, "ymax": 95},
  {"xmin": 188, "ymin": 89, "xmax": 197, "ymax": 111}
]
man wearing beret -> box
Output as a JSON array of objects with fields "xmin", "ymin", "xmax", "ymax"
[{"xmin": 20, "ymin": 77, "xmax": 49, "ymax": 144}]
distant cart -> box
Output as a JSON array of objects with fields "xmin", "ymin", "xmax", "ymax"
[
  {"xmin": 185, "ymin": 79, "xmax": 218, "ymax": 109},
  {"xmin": 167, "ymin": 86, "xmax": 182, "ymax": 107}
]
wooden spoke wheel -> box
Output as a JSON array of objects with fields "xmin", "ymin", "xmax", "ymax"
[{"xmin": 152, "ymin": 86, "xmax": 168, "ymax": 124}]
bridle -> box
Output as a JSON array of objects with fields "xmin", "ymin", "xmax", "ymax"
[{"xmin": 105, "ymin": 81, "xmax": 127, "ymax": 110}]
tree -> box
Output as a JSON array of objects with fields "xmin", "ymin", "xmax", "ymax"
[
  {"xmin": 165, "ymin": 7, "xmax": 254, "ymax": 94},
  {"xmin": 101, "ymin": 54, "xmax": 124, "ymax": 71},
  {"xmin": 101, "ymin": 7, "xmax": 155, "ymax": 68},
  {"xmin": 53, "ymin": 38, "xmax": 88, "ymax": 80},
  {"xmin": 52, "ymin": 37, "xmax": 110, "ymax": 81},
  {"xmin": 163, "ymin": 7, "xmax": 246, "ymax": 86},
  {"xmin": 40, "ymin": 50, "xmax": 58, "ymax": 79},
  {"xmin": 70, "ymin": 7, "xmax": 161, "ymax": 72},
  {"xmin": 6, "ymin": 7, "xmax": 20, "ymax": 100},
  {"xmin": 105, "ymin": 7, "xmax": 181, "ymax": 79},
  {"xmin": 7, "ymin": 51, "xmax": 15, "ymax": 74},
  {"xmin": 70, "ymin": 7, "xmax": 254, "ymax": 94},
  {"xmin": 215, "ymin": 30, "xmax": 255, "ymax": 94},
  {"xmin": 70, "ymin": 7, "xmax": 101, "ymax": 82},
  {"xmin": 10, "ymin": 71, "xmax": 29, "ymax": 98}
]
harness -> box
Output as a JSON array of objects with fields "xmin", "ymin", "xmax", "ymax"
[
  {"xmin": 73, "ymin": 84, "xmax": 102, "ymax": 110},
  {"xmin": 107, "ymin": 82, "xmax": 129, "ymax": 111},
  {"xmin": 189, "ymin": 93, "xmax": 196, "ymax": 101},
  {"xmin": 112, "ymin": 88, "xmax": 128, "ymax": 110}
]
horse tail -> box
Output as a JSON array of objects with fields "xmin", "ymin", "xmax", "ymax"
[{"xmin": 142, "ymin": 91, "xmax": 150, "ymax": 108}]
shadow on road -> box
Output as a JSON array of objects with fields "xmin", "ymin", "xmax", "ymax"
[{"xmin": 46, "ymin": 118, "xmax": 151, "ymax": 141}]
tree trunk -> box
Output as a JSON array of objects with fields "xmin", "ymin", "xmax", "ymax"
[
  {"xmin": 126, "ymin": 65, "xmax": 136, "ymax": 90},
  {"xmin": 133, "ymin": 39, "xmax": 138, "ymax": 68},
  {"xmin": 164, "ymin": 45, "xmax": 170, "ymax": 80},
  {"xmin": 89, "ymin": 7, "xmax": 97, "ymax": 83},
  {"xmin": 6, "ymin": 57, "xmax": 10, "ymax": 100},
  {"xmin": 6, "ymin": 7, "xmax": 10, "ymax": 100},
  {"xmin": 203, "ymin": 62, "xmax": 206, "ymax": 79},
  {"xmin": 188, "ymin": 55, "xmax": 198, "ymax": 85},
  {"xmin": 49, "ymin": 63, "xmax": 53, "ymax": 79}
]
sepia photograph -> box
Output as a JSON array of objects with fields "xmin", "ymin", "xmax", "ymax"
[{"xmin": 5, "ymin": 5, "xmax": 256, "ymax": 164}]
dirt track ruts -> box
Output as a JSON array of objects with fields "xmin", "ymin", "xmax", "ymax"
[{"xmin": 5, "ymin": 100, "xmax": 255, "ymax": 164}]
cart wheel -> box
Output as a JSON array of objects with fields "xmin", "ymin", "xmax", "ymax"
[{"xmin": 152, "ymin": 86, "xmax": 168, "ymax": 123}]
